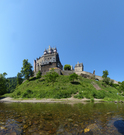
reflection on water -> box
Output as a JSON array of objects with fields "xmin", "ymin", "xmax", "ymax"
[{"xmin": 0, "ymin": 102, "xmax": 124, "ymax": 135}]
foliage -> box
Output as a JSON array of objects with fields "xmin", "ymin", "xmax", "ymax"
[
  {"xmin": 103, "ymin": 77, "xmax": 110, "ymax": 85},
  {"xmin": 21, "ymin": 59, "xmax": 33, "ymax": 80},
  {"xmin": 69, "ymin": 73, "xmax": 78, "ymax": 82},
  {"xmin": 22, "ymin": 89, "xmax": 33, "ymax": 98},
  {"xmin": 4, "ymin": 74, "xmax": 124, "ymax": 101},
  {"xmin": 36, "ymin": 71, "xmax": 41, "ymax": 78},
  {"xmin": 118, "ymin": 81, "xmax": 122, "ymax": 84},
  {"xmin": 0, "ymin": 72, "xmax": 8, "ymax": 95},
  {"xmin": 64, "ymin": 64, "xmax": 71, "ymax": 70},
  {"xmin": 112, "ymin": 83, "xmax": 119, "ymax": 89},
  {"xmin": 102, "ymin": 70, "xmax": 111, "ymax": 85},
  {"xmin": 90, "ymin": 98, "xmax": 94, "ymax": 102},
  {"xmin": 109, "ymin": 79, "xmax": 114, "ymax": 86},
  {"xmin": 6, "ymin": 77, "xmax": 17, "ymax": 93},
  {"xmin": 45, "ymin": 69, "xmax": 59, "ymax": 86},
  {"xmin": 102, "ymin": 70, "xmax": 109, "ymax": 78},
  {"xmin": 118, "ymin": 81, "xmax": 124, "ymax": 93},
  {"xmin": 17, "ymin": 72, "xmax": 23, "ymax": 86},
  {"xmin": 102, "ymin": 82, "xmax": 107, "ymax": 87}
]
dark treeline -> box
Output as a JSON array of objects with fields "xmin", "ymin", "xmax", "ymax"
[{"xmin": 6, "ymin": 77, "xmax": 17, "ymax": 93}]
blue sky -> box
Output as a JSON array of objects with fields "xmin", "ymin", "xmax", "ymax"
[{"xmin": 0, "ymin": 0, "xmax": 124, "ymax": 82}]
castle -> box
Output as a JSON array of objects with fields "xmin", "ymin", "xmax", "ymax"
[
  {"xmin": 34, "ymin": 46, "xmax": 63, "ymax": 75},
  {"xmin": 34, "ymin": 46, "xmax": 118, "ymax": 84}
]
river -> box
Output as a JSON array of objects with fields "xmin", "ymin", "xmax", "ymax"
[{"xmin": 0, "ymin": 102, "xmax": 124, "ymax": 135}]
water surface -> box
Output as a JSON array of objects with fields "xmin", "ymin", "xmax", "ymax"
[{"xmin": 0, "ymin": 102, "xmax": 124, "ymax": 135}]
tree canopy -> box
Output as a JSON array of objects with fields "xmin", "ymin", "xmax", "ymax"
[
  {"xmin": 36, "ymin": 71, "xmax": 41, "ymax": 78},
  {"xmin": 45, "ymin": 69, "xmax": 59, "ymax": 86},
  {"xmin": 119, "ymin": 81, "xmax": 124, "ymax": 93},
  {"xmin": 21, "ymin": 59, "xmax": 33, "ymax": 80},
  {"xmin": 6, "ymin": 77, "xmax": 17, "ymax": 93},
  {"xmin": 102, "ymin": 70, "xmax": 109, "ymax": 78},
  {"xmin": 102, "ymin": 70, "xmax": 110, "ymax": 85},
  {"xmin": 69, "ymin": 73, "xmax": 78, "ymax": 82},
  {"xmin": 0, "ymin": 72, "xmax": 8, "ymax": 95},
  {"xmin": 64, "ymin": 64, "xmax": 71, "ymax": 70},
  {"xmin": 17, "ymin": 72, "xmax": 23, "ymax": 85}
]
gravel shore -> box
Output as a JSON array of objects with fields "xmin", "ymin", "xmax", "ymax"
[{"xmin": 0, "ymin": 97, "xmax": 102, "ymax": 104}]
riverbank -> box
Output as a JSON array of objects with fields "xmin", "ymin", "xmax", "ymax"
[{"xmin": 0, "ymin": 97, "xmax": 102, "ymax": 104}]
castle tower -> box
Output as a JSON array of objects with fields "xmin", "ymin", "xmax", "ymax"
[
  {"xmin": 44, "ymin": 49, "xmax": 47, "ymax": 55},
  {"xmin": 34, "ymin": 46, "xmax": 63, "ymax": 74},
  {"xmin": 34, "ymin": 60, "xmax": 36, "ymax": 72},
  {"xmin": 54, "ymin": 47, "xmax": 57, "ymax": 53},
  {"xmin": 48, "ymin": 45, "xmax": 52, "ymax": 53},
  {"xmin": 74, "ymin": 62, "xmax": 84, "ymax": 72}
]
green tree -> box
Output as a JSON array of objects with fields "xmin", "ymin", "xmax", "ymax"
[
  {"xmin": 109, "ymin": 79, "xmax": 114, "ymax": 86},
  {"xmin": 45, "ymin": 69, "xmax": 59, "ymax": 86},
  {"xmin": 102, "ymin": 70, "xmax": 109, "ymax": 78},
  {"xmin": 21, "ymin": 59, "xmax": 33, "ymax": 80},
  {"xmin": 69, "ymin": 73, "xmax": 78, "ymax": 82},
  {"xmin": 102, "ymin": 70, "xmax": 110, "ymax": 85},
  {"xmin": 0, "ymin": 72, "xmax": 8, "ymax": 95},
  {"xmin": 6, "ymin": 77, "xmax": 17, "ymax": 93},
  {"xmin": 103, "ymin": 77, "xmax": 110, "ymax": 85},
  {"xmin": 36, "ymin": 71, "xmax": 41, "ymax": 78},
  {"xmin": 17, "ymin": 72, "xmax": 23, "ymax": 85},
  {"xmin": 64, "ymin": 64, "xmax": 71, "ymax": 70},
  {"xmin": 119, "ymin": 81, "xmax": 124, "ymax": 93}
]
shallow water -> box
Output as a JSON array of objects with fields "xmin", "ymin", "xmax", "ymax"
[{"xmin": 0, "ymin": 102, "xmax": 124, "ymax": 135}]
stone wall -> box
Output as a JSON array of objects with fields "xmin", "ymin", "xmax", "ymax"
[
  {"xmin": 61, "ymin": 70, "xmax": 74, "ymax": 75},
  {"xmin": 75, "ymin": 67, "xmax": 83, "ymax": 72},
  {"xmin": 75, "ymin": 71, "xmax": 118, "ymax": 84},
  {"xmin": 41, "ymin": 63, "xmax": 57, "ymax": 73}
]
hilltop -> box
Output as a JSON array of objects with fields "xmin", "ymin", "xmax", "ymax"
[{"xmin": 4, "ymin": 75, "xmax": 124, "ymax": 102}]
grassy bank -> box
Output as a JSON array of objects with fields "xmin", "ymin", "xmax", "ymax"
[{"xmin": 4, "ymin": 75, "xmax": 124, "ymax": 102}]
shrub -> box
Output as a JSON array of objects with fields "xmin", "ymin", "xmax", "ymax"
[
  {"xmin": 103, "ymin": 77, "xmax": 110, "ymax": 85},
  {"xmin": 109, "ymin": 80, "xmax": 114, "ymax": 86},
  {"xmin": 45, "ymin": 69, "xmax": 59, "ymax": 86},
  {"xmin": 54, "ymin": 90, "xmax": 72, "ymax": 99},
  {"xmin": 22, "ymin": 89, "xmax": 33, "ymax": 98},
  {"xmin": 102, "ymin": 82, "xmax": 107, "ymax": 87},
  {"xmin": 36, "ymin": 71, "xmax": 41, "ymax": 78},
  {"xmin": 17, "ymin": 91, "xmax": 21, "ymax": 96},
  {"xmin": 95, "ymin": 91, "xmax": 106, "ymax": 99},
  {"xmin": 90, "ymin": 98, "xmax": 94, "ymax": 102},
  {"xmin": 69, "ymin": 73, "xmax": 78, "ymax": 82},
  {"xmin": 64, "ymin": 64, "xmax": 71, "ymax": 70}
]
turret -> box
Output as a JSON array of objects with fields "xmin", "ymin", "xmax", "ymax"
[
  {"xmin": 34, "ymin": 60, "xmax": 36, "ymax": 72},
  {"xmin": 54, "ymin": 47, "xmax": 57, "ymax": 53},
  {"xmin": 44, "ymin": 49, "xmax": 47, "ymax": 55},
  {"xmin": 48, "ymin": 45, "xmax": 52, "ymax": 53}
]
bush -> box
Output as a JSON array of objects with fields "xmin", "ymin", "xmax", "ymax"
[
  {"xmin": 69, "ymin": 73, "xmax": 78, "ymax": 82},
  {"xmin": 17, "ymin": 91, "xmax": 21, "ymax": 96},
  {"xmin": 109, "ymin": 80, "xmax": 114, "ymax": 86},
  {"xmin": 90, "ymin": 98, "xmax": 94, "ymax": 102},
  {"xmin": 54, "ymin": 90, "xmax": 72, "ymax": 99},
  {"xmin": 95, "ymin": 91, "xmax": 106, "ymax": 99},
  {"xmin": 22, "ymin": 89, "xmax": 33, "ymax": 98},
  {"xmin": 45, "ymin": 69, "xmax": 59, "ymax": 86},
  {"xmin": 64, "ymin": 64, "xmax": 71, "ymax": 70},
  {"xmin": 36, "ymin": 71, "xmax": 41, "ymax": 78},
  {"xmin": 103, "ymin": 77, "xmax": 110, "ymax": 85},
  {"xmin": 102, "ymin": 82, "xmax": 107, "ymax": 87}
]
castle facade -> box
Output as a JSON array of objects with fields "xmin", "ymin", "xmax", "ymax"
[{"xmin": 34, "ymin": 46, "xmax": 63, "ymax": 74}]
